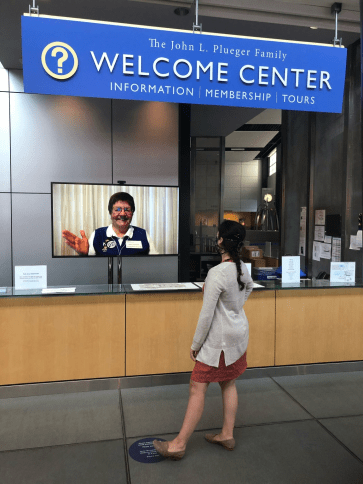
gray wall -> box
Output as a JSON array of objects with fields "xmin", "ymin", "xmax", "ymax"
[
  {"xmin": 224, "ymin": 153, "xmax": 262, "ymax": 212},
  {"xmin": 0, "ymin": 69, "xmax": 178, "ymax": 287},
  {"xmin": 281, "ymin": 41, "xmax": 362, "ymax": 277}
]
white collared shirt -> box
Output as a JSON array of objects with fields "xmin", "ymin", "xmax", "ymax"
[{"xmin": 88, "ymin": 224, "xmax": 158, "ymax": 255}]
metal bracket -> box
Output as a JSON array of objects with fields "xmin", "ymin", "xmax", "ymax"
[
  {"xmin": 29, "ymin": 0, "xmax": 39, "ymax": 16},
  {"xmin": 331, "ymin": 2, "xmax": 342, "ymax": 47},
  {"xmin": 193, "ymin": 0, "xmax": 202, "ymax": 33}
]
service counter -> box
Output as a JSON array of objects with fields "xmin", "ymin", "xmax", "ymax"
[{"xmin": 1, "ymin": 281, "xmax": 363, "ymax": 386}]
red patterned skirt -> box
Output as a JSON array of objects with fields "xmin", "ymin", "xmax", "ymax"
[{"xmin": 191, "ymin": 350, "xmax": 247, "ymax": 383}]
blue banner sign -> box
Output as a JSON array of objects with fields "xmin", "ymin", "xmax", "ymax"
[{"xmin": 22, "ymin": 15, "xmax": 347, "ymax": 113}]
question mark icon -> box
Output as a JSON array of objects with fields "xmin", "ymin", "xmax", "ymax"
[
  {"xmin": 41, "ymin": 42, "xmax": 78, "ymax": 80},
  {"xmin": 51, "ymin": 47, "xmax": 69, "ymax": 74}
]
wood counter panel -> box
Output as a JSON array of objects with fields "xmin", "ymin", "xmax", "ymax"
[
  {"xmin": 126, "ymin": 292, "xmax": 201, "ymax": 375},
  {"xmin": 126, "ymin": 290, "xmax": 275, "ymax": 376},
  {"xmin": 0, "ymin": 295, "xmax": 125, "ymax": 385},
  {"xmin": 244, "ymin": 291, "xmax": 275, "ymax": 368},
  {"xmin": 276, "ymin": 289, "xmax": 363, "ymax": 365}
]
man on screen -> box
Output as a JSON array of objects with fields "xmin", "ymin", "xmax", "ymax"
[{"xmin": 62, "ymin": 192, "xmax": 158, "ymax": 256}]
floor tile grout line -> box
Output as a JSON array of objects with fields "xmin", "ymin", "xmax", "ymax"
[
  {"xmin": 125, "ymin": 418, "xmax": 319, "ymax": 442},
  {"xmin": 316, "ymin": 419, "xmax": 363, "ymax": 466},
  {"xmin": 0, "ymin": 437, "xmax": 123, "ymax": 454},
  {"xmin": 269, "ymin": 377, "xmax": 318, "ymax": 419},
  {"xmin": 318, "ymin": 413, "xmax": 363, "ymax": 421},
  {"xmin": 119, "ymin": 389, "xmax": 132, "ymax": 484},
  {"xmin": 270, "ymin": 377, "xmax": 363, "ymax": 466}
]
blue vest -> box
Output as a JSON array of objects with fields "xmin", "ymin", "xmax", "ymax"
[{"xmin": 93, "ymin": 226, "xmax": 150, "ymax": 256}]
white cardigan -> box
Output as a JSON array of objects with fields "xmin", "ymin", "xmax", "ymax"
[{"xmin": 191, "ymin": 261, "xmax": 254, "ymax": 367}]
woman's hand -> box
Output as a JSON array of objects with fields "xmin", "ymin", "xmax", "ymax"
[
  {"xmin": 62, "ymin": 229, "xmax": 89, "ymax": 255},
  {"xmin": 190, "ymin": 349, "xmax": 199, "ymax": 362}
]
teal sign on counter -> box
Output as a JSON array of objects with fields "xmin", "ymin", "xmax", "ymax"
[{"xmin": 22, "ymin": 14, "xmax": 347, "ymax": 113}]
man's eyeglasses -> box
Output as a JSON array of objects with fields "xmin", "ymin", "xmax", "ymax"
[{"xmin": 113, "ymin": 207, "xmax": 132, "ymax": 214}]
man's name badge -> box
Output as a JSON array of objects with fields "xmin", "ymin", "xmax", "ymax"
[
  {"xmin": 107, "ymin": 240, "xmax": 117, "ymax": 249},
  {"xmin": 126, "ymin": 240, "xmax": 143, "ymax": 249}
]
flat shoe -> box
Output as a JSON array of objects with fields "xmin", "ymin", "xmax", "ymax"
[
  {"xmin": 205, "ymin": 433, "xmax": 235, "ymax": 451},
  {"xmin": 153, "ymin": 440, "xmax": 185, "ymax": 460}
]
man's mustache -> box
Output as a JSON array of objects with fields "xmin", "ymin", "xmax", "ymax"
[{"xmin": 117, "ymin": 215, "xmax": 130, "ymax": 221}]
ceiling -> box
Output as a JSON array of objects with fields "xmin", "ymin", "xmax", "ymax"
[{"xmin": 0, "ymin": 0, "xmax": 360, "ymax": 69}]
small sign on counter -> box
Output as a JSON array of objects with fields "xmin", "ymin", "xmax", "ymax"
[
  {"xmin": 282, "ymin": 256, "xmax": 300, "ymax": 283},
  {"xmin": 330, "ymin": 262, "xmax": 355, "ymax": 283},
  {"xmin": 15, "ymin": 265, "xmax": 47, "ymax": 290},
  {"xmin": 244, "ymin": 263, "xmax": 252, "ymax": 276}
]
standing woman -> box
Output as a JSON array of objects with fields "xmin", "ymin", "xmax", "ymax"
[{"xmin": 153, "ymin": 220, "xmax": 254, "ymax": 460}]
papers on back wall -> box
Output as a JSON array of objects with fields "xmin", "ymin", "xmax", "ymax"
[
  {"xmin": 350, "ymin": 230, "xmax": 362, "ymax": 250},
  {"xmin": 319, "ymin": 243, "xmax": 332, "ymax": 260},
  {"xmin": 315, "ymin": 210, "xmax": 326, "ymax": 226},
  {"xmin": 332, "ymin": 238, "xmax": 341, "ymax": 262},
  {"xmin": 349, "ymin": 235, "xmax": 359, "ymax": 250},
  {"xmin": 313, "ymin": 241, "xmax": 332, "ymax": 261},
  {"xmin": 313, "ymin": 241, "xmax": 321, "ymax": 261},
  {"xmin": 314, "ymin": 225, "xmax": 325, "ymax": 242}
]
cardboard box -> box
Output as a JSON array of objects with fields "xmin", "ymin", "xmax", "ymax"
[
  {"xmin": 245, "ymin": 257, "xmax": 266, "ymax": 268},
  {"xmin": 264, "ymin": 257, "xmax": 279, "ymax": 268},
  {"xmin": 242, "ymin": 246, "xmax": 263, "ymax": 260}
]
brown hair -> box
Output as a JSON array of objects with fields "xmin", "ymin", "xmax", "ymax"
[
  {"xmin": 218, "ymin": 220, "xmax": 246, "ymax": 290},
  {"xmin": 108, "ymin": 192, "xmax": 135, "ymax": 214}
]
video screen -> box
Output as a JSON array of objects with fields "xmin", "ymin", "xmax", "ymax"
[{"xmin": 52, "ymin": 183, "xmax": 179, "ymax": 257}]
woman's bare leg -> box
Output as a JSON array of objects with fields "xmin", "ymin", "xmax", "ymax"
[
  {"xmin": 167, "ymin": 380, "xmax": 209, "ymax": 452},
  {"xmin": 214, "ymin": 379, "xmax": 238, "ymax": 441}
]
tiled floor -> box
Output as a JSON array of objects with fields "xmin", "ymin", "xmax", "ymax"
[{"xmin": 1, "ymin": 371, "xmax": 363, "ymax": 483}]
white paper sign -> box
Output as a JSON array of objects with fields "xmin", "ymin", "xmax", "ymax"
[
  {"xmin": 282, "ymin": 256, "xmax": 300, "ymax": 283},
  {"xmin": 314, "ymin": 225, "xmax": 325, "ymax": 242},
  {"xmin": 131, "ymin": 283, "xmax": 197, "ymax": 291},
  {"xmin": 349, "ymin": 235, "xmax": 360, "ymax": 250},
  {"xmin": 313, "ymin": 241, "xmax": 321, "ymax": 261},
  {"xmin": 315, "ymin": 210, "xmax": 326, "ymax": 226},
  {"xmin": 244, "ymin": 263, "xmax": 252, "ymax": 276},
  {"xmin": 357, "ymin": 230, "xmax": 362, "ymax": 248},
  {"xmin": 42, "ymin": 287, "xmax": 76, "ymax": 294},
  {"xmin": 332, "ymin": 238, "xmax": 341, "ymax": 262},
  {"xmin": 320, "ymin": 243, "xmax": 332, "ymax": 260},
  {"xmin": 330, "ymin": 262, "xmax": 356, "ymax": 283},
  {"xmin": 299, "ymin": 207, "xmax": 307, "ymax": 256},
  {"xmin": 15, "ymin": 265, "xmax": 47, "ymax": 289},
  {"xmin": 324, "ymin": 235, "xmax": 332, "ymax": 244}
]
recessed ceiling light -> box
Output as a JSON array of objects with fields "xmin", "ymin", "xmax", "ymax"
[
  {"xmin": 174, "ymin": 7, "xmax": 189, "ymax": 16},
  {"xmin": 310, "ymin": 26, "xmax": 318, "ymax": 30}
]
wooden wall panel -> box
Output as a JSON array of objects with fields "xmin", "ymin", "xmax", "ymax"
[
  {"xmin": 276, "ymin": 288, "xmax": 363, "ymax": 365},
  {"xmin": 0, "ymin": 295, "xmax": 125, "ymax": 385}
]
